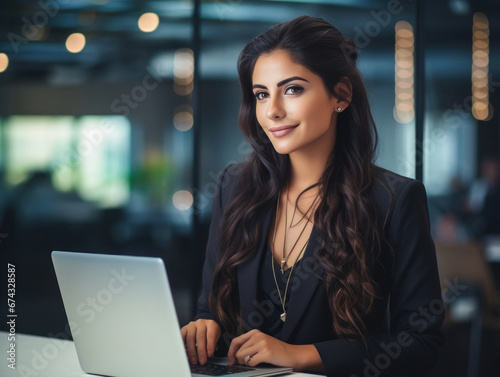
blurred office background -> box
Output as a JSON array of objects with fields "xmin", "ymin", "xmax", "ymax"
[{"xmin": 0, "ymin": 0, "xmax": 499, "ymax": 375}]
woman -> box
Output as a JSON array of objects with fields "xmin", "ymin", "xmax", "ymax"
[{"xmin": 181, "ymin": 15, "xmax": 444, "ymax": 376}]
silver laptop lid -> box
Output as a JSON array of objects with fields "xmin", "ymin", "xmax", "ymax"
[
  {"xmin": 52, "ymin": 250, "xmax": 191, "ymax": 377},
  {"xmin": 52, "ymin": 251, "xmax": 293, "ymax": 377}
]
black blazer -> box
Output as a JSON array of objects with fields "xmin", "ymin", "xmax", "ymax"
[{"xmin": 196, "ymin": 164, "xmax": 444, "ymax": 377}]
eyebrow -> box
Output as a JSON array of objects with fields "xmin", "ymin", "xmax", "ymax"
[{"xmin": 252, "ymin": 76, "xmax": 309, "ymax": 90}]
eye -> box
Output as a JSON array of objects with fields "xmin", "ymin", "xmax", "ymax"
[
  {"xmin": 285, "ymin": 85, "xmax": 304, "ymax": 95},
  {"xmin": 254, "ymin": 91, "xmax": 269, "ymax": 101}
]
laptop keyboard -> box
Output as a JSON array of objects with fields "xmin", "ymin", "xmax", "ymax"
[{"xmin": 190, "ymin": 362, "xmax": 255, "ymax": 375}]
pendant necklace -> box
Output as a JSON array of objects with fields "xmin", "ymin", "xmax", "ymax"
[
  {"xmin": 271, "ymin": 238, "xmax": 308, "ymax": 322},
  {"xmin": 273, "ymin": 185, "xmax": 318, "ymax": 274},
  {"xmin": 270, "ymin": 183, "xmax": 316, "ymax": 322},
  {"xmin": 273, "ymin": 184, "xmax": 316, "ymax": 275}
]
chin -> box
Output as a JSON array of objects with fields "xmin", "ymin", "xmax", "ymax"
[
  {"xmin": 270, "ymin": 142, "xmax": 297, "ymax": 155},
  {"xmin": 273, "ymin": 149, "xmax": 290, "ymax": 155}
]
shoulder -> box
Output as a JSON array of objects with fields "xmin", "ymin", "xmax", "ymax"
[
  {"xmin": 370, "ymin": 166, "xmax": 429, "ymax": 225},
  {"xmin": 215, "ymin": 162, "xmax": 246, "ymax": 207},
  {"xmin": 371, "ymin": 165, "xmax": 426, "ymax": 201}
]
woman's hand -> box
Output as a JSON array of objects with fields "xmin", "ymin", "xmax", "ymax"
[
  {"xmin": 181, "ymin": 319, "xmax": 221, "ymax": 365},
  {"xmin": 227, "ymin": 329, "xmax": 323, "ymax": 372}
]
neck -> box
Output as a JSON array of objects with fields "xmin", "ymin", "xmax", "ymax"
[
  {"xmin": 288, "ymin": 157, "xmax": 324, "ymax": 193},
  {"xmin": 288, "ymin": 142, "xmax": 334, "ymax": 195}
]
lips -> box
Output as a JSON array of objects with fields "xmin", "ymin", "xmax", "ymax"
[{"xmin": 269, "ymin": 124, "xmax": 299, "ymax": 138}]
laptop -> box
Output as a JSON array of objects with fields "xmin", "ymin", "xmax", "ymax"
[{"xmin": 51, "ymin": 251, "xmax": 293, "ymax": 377}]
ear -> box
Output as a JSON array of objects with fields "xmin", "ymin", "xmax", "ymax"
[{"xmin": 333, "ymin": 77, "xmax": 353, "ymax": 112}]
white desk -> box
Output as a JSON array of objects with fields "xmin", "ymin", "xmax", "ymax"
[{"xmin": 0, "ymin": 332, "xmax": 321, "ymax": 376}]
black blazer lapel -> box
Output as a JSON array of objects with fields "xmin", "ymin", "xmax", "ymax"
[{"xmin": 279, "ymin": 226, "xmax": 324, "ymax": 341}]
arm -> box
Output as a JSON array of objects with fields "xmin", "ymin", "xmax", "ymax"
[
  {"xmin": 313, "ymin": 179, "xmax": 444, "ymax": 376},
  {"xmin": 227, "ymin": 330, "xmax": 325, "ymax": 373}
]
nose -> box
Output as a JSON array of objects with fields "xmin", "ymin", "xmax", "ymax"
[{"xmin": 266, "ymin": 96, "xmax": 285, "ymax": 120}]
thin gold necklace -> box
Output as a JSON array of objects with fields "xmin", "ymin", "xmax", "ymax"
[
  {"xmin": 270, "ymin": 184, "xmax": 314, "ymax": 322},
  {"xmin": 271, "ymin": 238, "xmax": 308, "ymax": 323},
  {"xmin": 274, "ymin": 184, "xmax": 317, "ymax": 274},
  {"xmin": 288, "ymin": 189, "xmax": 320, "ymax": 228}
]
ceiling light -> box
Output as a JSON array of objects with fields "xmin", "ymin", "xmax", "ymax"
[
  {"xmin": 0, "ymin": 53, "xmax": 9, "ymax": 73},
  {"xmin": 394, "ymin": 21, "xmax": 415, "ymax": 124},
  {"xmin": 138, "ymin": 13, "xmax": 160, "ymax": 33},
  {"xmin": 65, "ymin": 33, "xmax": 86, "ymax": 53},
  {"xmin": 472, "ymin": 12, "xmax": 491, "ymax": 121}
]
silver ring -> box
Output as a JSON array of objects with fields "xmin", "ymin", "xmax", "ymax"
[{"xmin": 244, "ymin": 355, "xmax": 252, "ymax": 365}]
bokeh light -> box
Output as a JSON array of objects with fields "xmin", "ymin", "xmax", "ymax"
[
  {"xmin": 173, "ymin": 190, "xmax": 194, "ymax": 210},
  {"xmin": 394, "ymin": 21, "xmax": 415, "ymax": 124},
  {"xmin": 66, "ymin": 33, "xmax": 86, "ymax": 53},
  {"xmin": 0, "ymin": 53, "xmax": 9, "ymax": 73},
  {"xmin": 138, "ymin": 12, "xmax": 159, "ymax": 33},
  {"xmin": 472, "ymin": 12, "xmax": 491, "ymax": 121}
]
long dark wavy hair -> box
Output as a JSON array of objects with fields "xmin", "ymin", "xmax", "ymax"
[{"xmin": 209, "ymin": 15, "xmax": 383, "ymax": 341}]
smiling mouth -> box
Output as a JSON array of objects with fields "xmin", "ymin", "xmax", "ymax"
[
  {"xmin": 269, "ymin": 124, "xmax": 299, "ymax": 132},
  {"xmin": 269, "ymin": 124, "xmax": 299, "ymax": 138}
]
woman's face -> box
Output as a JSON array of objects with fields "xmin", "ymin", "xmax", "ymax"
[{"xmin": 252, "ymin": 49, "xmax": 339, "ymax": 156}]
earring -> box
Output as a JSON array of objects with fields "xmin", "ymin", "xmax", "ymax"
[{"xmin": 337, "ymin": 107, "xmax": 342, "ymax": 112}]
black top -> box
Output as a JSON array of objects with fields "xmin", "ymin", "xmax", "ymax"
[{"xmin": 258, "ymin": 244, "xmax": 305, "ymax": 337}]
